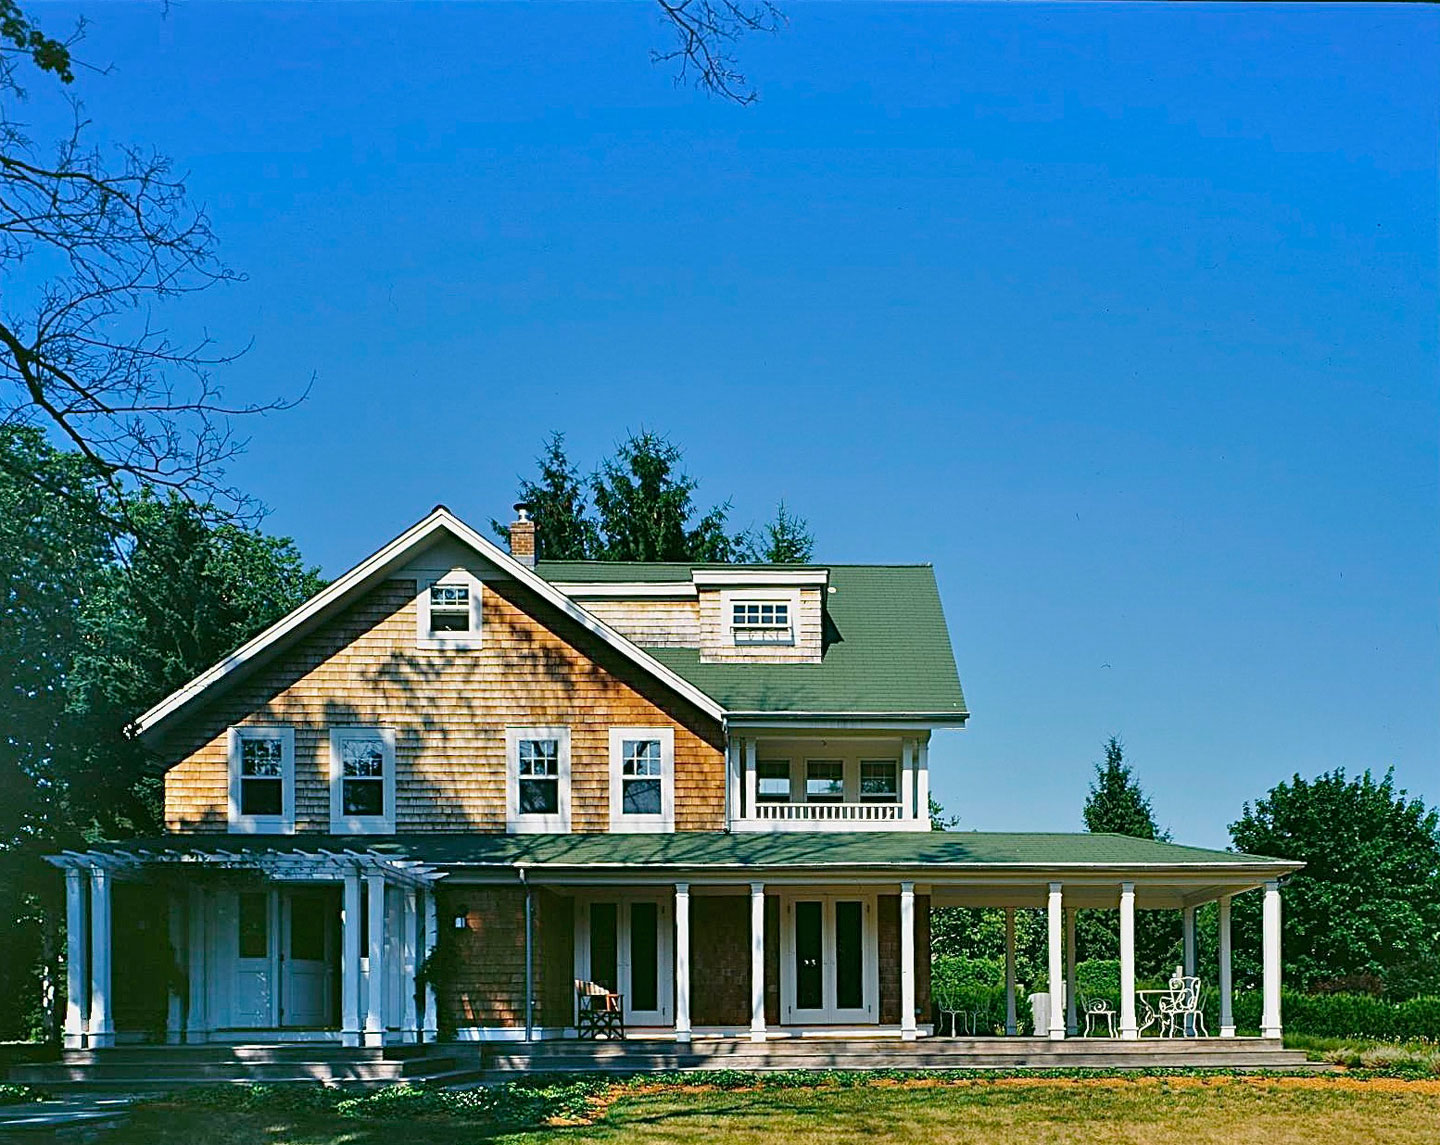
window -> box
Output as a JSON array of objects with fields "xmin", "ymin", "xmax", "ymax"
[
  {"xmin": 417, "ymin": 573, "xmax": 482, "ymax": 650},
  {"xmin": 227, "ymin": 727, "xmax": 294, "ymax": 833},
  {"xmin": 329, "ymin": 728, "xmax": 396, "ymax": 834},
  {"xmin": 238, "ymin": 892, "xmax": 269, "ymax": 960},
  {"xmin": 609, "ymin": 727, "xmax": 675, "ymax": 832},
  {"xmin": 805, "ymin": 760, "xmax": 845, "ymax": 803},
  {"xmin": 859, "ymin": 760, "xmax": 899, "ymax": 804},
  {"xmin": 505, "ymin": 727, "xmax": 571, "ymax": 833},
  {"xmin": 731, "ymin": 600, "xmax": 793, "ymax": 645},
  {"xmin": 757, "ymin": 760, "xmax": 792, "ymax": 803}
]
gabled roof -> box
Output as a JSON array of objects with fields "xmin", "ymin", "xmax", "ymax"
[
  {"xmin": 133, "ymin": 508, "xmax": 727, "ymax": 740},
  {"xmin": 538, "ymin": 562, "xmax": 969, "ymax": 722}
]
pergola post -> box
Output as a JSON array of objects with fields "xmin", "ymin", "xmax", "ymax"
[
  {"xmin": 1218, "ymin": 894, "xmax": 1235, "ymax": 1038},
  {"xmin": 364, "ymin": 873, "xmax": 386, "ymax": 1046},
  {"xmin": 749, "ymin": 881, "xmax": 766, "ymax": 1042},
  {"xmin": 1118, "ymin": 881, "xmax": 1138, "ymax": 1040},
  {"xmin": 1046, "ymin": 882, "xmax": 1064, "ymax": 1039},
  {"xmin": 1261, "ymin": 880, "xmax": 1283, "ymax": 1038},
  {"xmin": 674, "ymin": 882, "xmax": 692, "ymax": 1043},
  {"xmin": 166, "ymin": 893, "xmax": 185, "ymax": 1043},
  {"xmin": 186, "ymin": 885, "xmax": 208, "ymax": 1042},
  {"xmin": 1064, "ymin": 907, "xmax": 1078, "ymax": 1036},
  {"xmin": 63, "ymin": 868, "xmax": 88, "ymax": 1049},
  {"xmin": 400, "ymin": 888, "xmax": 419, "ymax": 1043},
  {"xmin": 341, "ymin": 871, "xmax": 363, "ymax": 1047},
  {"xmin": 1004, "ymin": 907, "xmax": 1017, "ymax": 1035},
  {"xmin": 87, "ymin": 866, "xmax": 114, "ymax": 1048},
  {"xmin": 899, "ymin": 881, "xmax": 917, "ymax": 1040},
  {"xmin": 421, "ymin": 889, "xmax": 439, "ymax": 1043}
]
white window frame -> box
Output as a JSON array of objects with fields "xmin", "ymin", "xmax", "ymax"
[
  {"xmin": 756, "ymin": 758, "xmax": 794, "ymax": 804},
  {"xmin": 505, "ymin": 726, "xmax": 572, "ymax": 833},
  {"xmin": 328, "ymin": 727, "xmax": 397, "ymax": 834},
  {"xmin": 804, "ymin": 758, "xmax": 846, "ymax": 804},
  {"xmin": 227, "ymin": 726, "xmax": 295, "ymax": 834},
  {"xmin": 416, "ymin": 571, "xmax": 483, "ymax": 651},
  {"xmin": 608, "ymin": 726, "xmax": 675, "ymax": 833},
  {"xmin": 859, "ymin": 759, "xmax": 901, "ymax": 805},
  {"xmin": 722, "ymin": 589, "xmax": 799, "ymax": 647}
]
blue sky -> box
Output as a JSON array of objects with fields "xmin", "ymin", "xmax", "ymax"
[{"xmin": 28, "ymin": 2, "xmax": 1439, "ymax": 845}]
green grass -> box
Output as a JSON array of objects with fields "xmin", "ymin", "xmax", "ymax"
[{"xmin": 96, "ymin": 1074, "xmax": 1440, "ymax": 1145}]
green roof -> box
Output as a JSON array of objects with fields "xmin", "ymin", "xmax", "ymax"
[
  {"xmin": 93, "ymin": 831, "xmax": 1297, "ymax": 871},
  {"xmin": 535, "ymin": 562, "xmax": 968, "ymax": 720}
]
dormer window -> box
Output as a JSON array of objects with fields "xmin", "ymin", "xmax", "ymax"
[
  {"xmin": 417, "ymin": 572, "xmax": 483, "ymax": 650},
  {"xmin": 731, "ymin": 600, "xmax": 793, "ymax": 645}
]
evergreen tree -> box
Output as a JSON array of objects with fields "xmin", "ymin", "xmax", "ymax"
[
  {"xmin": 490, "ymin": 432, "xmax": 599, "ymax": 560},
  {"xmin": 1083, "ymin": 736, "xmax": 1170, "ymax": 840},
  {"xmin": 746, "ymin": 500, "xmax": 815, "ymax": 563}
]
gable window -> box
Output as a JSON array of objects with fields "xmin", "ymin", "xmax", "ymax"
[
  {"xmin": 805, "ymin": 760, "xmax": 845, "ymax": 804},
  {"xmin": 859, "ymin": 760, "xmax": 899, "ymax": 804},
  {"xmin": 329, "ymin": 727, "xmax": 396, "ymax": 834},
  {"xmin": 731, "ymin": 600, "xmax": 793, "ymax": 645},
  {"xmin": 505, "ymin": 727, "xmax": 571, "ymax": 833},
  {"xmin": 417, "ymin": 573, "xmax": 483, "ymax": 650},
  {"xmin": 757, "ymin": 760, "xmax": 793, "ymax": 803},
  {"xmin": 609, "ymin": 727, "xmax": 675, "ymax": 832},
  {"xmin": 228, "ymin": 727, "xmax": 295, "ymax": 834}
]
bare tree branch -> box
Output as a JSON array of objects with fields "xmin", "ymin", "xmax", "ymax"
[{"xmin": 653, "ymin": 0, "xmax": 782, "ymax": 105}]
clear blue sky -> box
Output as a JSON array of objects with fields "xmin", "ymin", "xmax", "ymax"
[{"xmin": 30, "ymin": 2, "xmax": 1440, "ymax": 846}]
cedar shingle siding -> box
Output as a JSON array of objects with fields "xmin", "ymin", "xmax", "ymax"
[{"xmin": 162, "ymin": 577, "xmax": 726, "ymax": 833}]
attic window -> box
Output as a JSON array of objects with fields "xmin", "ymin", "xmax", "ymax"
[
  {"xmin": 417, "ymin": 573, "xmax": 482, "ymax": 650},
  {"xmin": 731, "ymin": 600, "xmax": 792, "ymax": 645},
  {"xmin": 429, "ymin": 584, "xmax": 470, "ymax": 631}
]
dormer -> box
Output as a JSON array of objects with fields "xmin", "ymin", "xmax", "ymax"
[{"xmin": 692, "ymin": 569, "xmax": 828, "ymax": 664}]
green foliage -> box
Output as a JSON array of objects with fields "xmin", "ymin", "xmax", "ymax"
[
  {"xmin": 1221, "ymin": 990, "xmax": 1440, "ymax": 1043},
  {"xmin": 0, "ymin": 1083, "xmax": 44, "ymax": 1106},
  {"xmin": 745, "ymin": 500, "xmax": 814, "ymax": 563},
  {"xmin": 491, "ymin": 431, "xmax": 600, "ymax": 561},
  {"xmin": 1229, "ymin": 768, "xmax": 1440, "ymax": 997},
  {"xmin": 0, "ymin": 0, "xmax": 72, "ymax": 83},
  {"xmin": 1083, "ymin": 736, "xmax": 1169, "ymax": 841}
]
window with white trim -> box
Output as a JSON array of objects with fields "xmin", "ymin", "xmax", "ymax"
[
  {"xmin": 417, "ymin": 572, "xmax": 483, "ymax": 650},
  {"xmin": 228, "ymin": 726, "xmax": 295, "ymax": 833},
  {"xmin": 757, "ymin": 760, "xmax": 792, "ymax": 803},
  {"xmin": 730, "ymin": 600, "xmax": 793, "ymax": 645},
  {"xmin": 505, "ymin": 727, "xmax": 571, "ymax": 833},
  {"xmin": 805, "ymin": 759, "xmax": 845, "ymax": 804},
  {"xmin": 609, "ymin": 727, "xmax": 675, "ymax": 832},
  {"xmin": 329, "ymin": 727, "xmax": 396, "ymax": 834},
  {"xmin": 859, "ymin": 760, "xmax": 899, "ymax": 804}
]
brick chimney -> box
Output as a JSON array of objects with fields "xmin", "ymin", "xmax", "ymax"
[{"xmin": 508, "ymin": 502, "xmax": 536, "ymax": 567}]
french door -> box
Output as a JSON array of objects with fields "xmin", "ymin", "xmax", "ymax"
[
  {"xmin": 577, "ymin": 895, "xmax": 673, "ymax": 1028},
  {"xmin": 223, "ymin": 888, "xmax": 338, "ymax": 1030},
  {"xmin": 281, "ymin": 889, "xmax": 337, "ymax": 1028},
  {"xmin": 781, "ymin": 893, "xmax": 877, "ymax": 1025}
]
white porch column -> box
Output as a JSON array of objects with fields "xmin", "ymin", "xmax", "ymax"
[
  {"xmin": 749, "ymin": 881, "xmax": 766, "ymax": 1042},
  {"xmin": 1218, "ymin": 894, "xmax": 1235, "ymax": 1037},
  {"xmin": 166, "ymin": 894, "xmax": 185, "ymax": 1043},
  {"xmin": 901, "ymin": 740, "xmax": 916, "ymax": 822},
  {"xmin": 726, "ymin": 739, "xmax": 741, "ymax": 825},
  {"xmin": 422, "ymin": 889, "xmax": 439, "ymax": 1043},
  {"xmin": 364, "ymin": 873, "xmax": 386, "ymax": 1046},
  {"xmin": 1118, "ymin": 881, "xmax": 1138, "ymax": 1040},
  {"xmin": 1046, "ymin": 883, "xmax": 1065, "ymax": 1039},
  {"xmin": 186, "ymin": 885, "xmax": 207, "ymax": 1042},
  {"xmin": 1003, "ymin": 907, "xmax": 1017, "ymax": 1036},
  {"xmin": 1261, "ymin": 880, "xmax": 1283, "ymax": 1039},
  {"xmin": 1064, "ymin": 907, "xmax": 1078, "ymax": 1036},
  {"xmin": 400, "ymin": 888, "xmax": 419, "ymax": 1043},
  {"xmin": 674, "ymin": 882, "xmax": 692, "ymax": 1043},
  {"xmin": 1182, "ymin": 905, "xmax": 1197, "ymax": 977},
  {"xmin": 899, "ymin": 881, "xmax": 917, "ymax": 1040},
  {"xmin": 743, "ymin": 739, "xmax": 758, "ymax": 822},
  {"xmin": 63, "ymin": 868, "xmax": 88, "ymax": 1049},
  {"xmin": 87, "ymin": 866, "xmax": 114, "ymax": 1047},
  {"xmin": 341, "ymin": 871, "xmax": 363, "ymax": 1047},
  {"xmin": 916, "ymin": 738, "xmax": 930, "ymax": 825}
]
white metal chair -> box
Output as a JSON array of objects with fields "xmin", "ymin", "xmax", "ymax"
[
  {"xmin": 1159, "ymin": 976, "xmax": 1207, "ymax": 1038},
  {"xmin": 1081, "ymin": 996, "xmax": 1117, "ymax": 1037},
  {"xmin": 933, "ymin": 982, "xmax": 964, "ymax": 1037}
]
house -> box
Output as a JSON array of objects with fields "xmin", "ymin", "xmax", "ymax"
[{"xmin": 48, "ymin": 505, "xmax": 1298, "ymax": 1053}]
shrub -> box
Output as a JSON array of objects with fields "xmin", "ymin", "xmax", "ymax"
[{"xmin": 1211, "ymin": 991, "xmax": 1440, "ymax": 1040}]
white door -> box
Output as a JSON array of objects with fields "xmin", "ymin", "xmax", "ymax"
[
  {"xmin": 282, "ymin": 890, "xmax": 336, "ymax": 1028},
  {"xmin": 230, "ymin": 890, "xmax": 278, "ymax": 1028},
  {"xmin": 782, "ymin": 894, "xmax": 877, "ymax": 1025},
  {"xmin": 579, "ymin": 896, "xmax": 673, "ymax": 1028}
]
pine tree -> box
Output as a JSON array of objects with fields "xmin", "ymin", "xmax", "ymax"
[
  {"xmin": 746, "ymin": 500, "xmax": 815, "ymax": 563},
  {"xmin": 1083, "ymin": 736, "xmax": 1170, "ymax": 841},
  {"xmin": 491, "ymin": 432, "xmax": 600, "ymax": 561}
]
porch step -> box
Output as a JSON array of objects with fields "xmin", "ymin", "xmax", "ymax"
[{"xmin": 6, "ymin": 1046, "xmax": 468, "ymax": 1090}]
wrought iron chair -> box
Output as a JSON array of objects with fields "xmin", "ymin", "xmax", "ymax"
[
  {"xmin": 1159, "ymin": 976, "xmax": 1207, "ymax": 1038},
  {"xmin": 932, "ymin": 981, "xmax": 965, "ymax": 1037},
  {"xmin": 1081, "ymin": 995, "xmax": 1118, "ymax": 1038},
  {"xmin": 575, "ymin": 979, "xmax": 625, "ymax": 1040}
]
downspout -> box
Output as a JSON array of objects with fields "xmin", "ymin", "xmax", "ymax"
[{"xmin": 520, "ymin": 867, "xmax": 533, "ymax": 1043}]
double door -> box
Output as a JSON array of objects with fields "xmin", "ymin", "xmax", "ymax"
[
  {"xmin": 577, "ymin": 894, "xmax": 673, "ymax": 1028},
  {"xmin": 229, "ymin": 887, "xmax": 338, "ymax": 1029},
  {"xmin": 781, "ymin": 893, "xmax": 877, "ymax": 1025}
]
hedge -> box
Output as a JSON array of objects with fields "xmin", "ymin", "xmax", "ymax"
[{"xmin": 1224, "ymin": 991, "xmax": 1440, "ymax": 1041}]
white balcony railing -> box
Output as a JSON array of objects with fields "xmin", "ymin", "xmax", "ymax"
[{"xmin": 753, "ymin": 801, "xmax": 903, "ymax": 823}]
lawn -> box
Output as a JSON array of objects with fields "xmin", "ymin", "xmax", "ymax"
[{"xmin": 99, "ymin": 1076, "xmax": 1440, "ymax": 1145}]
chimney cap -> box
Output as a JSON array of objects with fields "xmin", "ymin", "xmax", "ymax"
[{"xmin": 513, "ymin": 502, "xmax": 534, "ymax": 522}]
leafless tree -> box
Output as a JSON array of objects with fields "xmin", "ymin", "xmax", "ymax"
[
  {"xmin": 653, "ymin": 0, "xmax": 783, "ymax": 105},
  {"xmin": 0, "ymin": 2, "xmax": 296, "ymax": 519}
]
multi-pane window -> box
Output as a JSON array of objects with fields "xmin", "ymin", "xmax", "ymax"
[
  {"xmin": 731, "ymin": 600, "xmax": 792, "ymax": 644},
  {"xmin": 859, "ymin": 760, "xmax": 899, "ymax": 804},
  {"xmin": 806, "ymin": 760, "xmax": 845, "ymax": 803},
  {"xmin": 517, "ymin": 739, "xmax": 560, "ymax": 815},
  {"xmin": 621, "ymin": 740, "xmax": 664, "ymax": 816},
  {"xmin": 339, "ymin": 735, "xmax": 386, "ymax": 817},
  {"xmin": 428, "ymin": 583, "xmax": 471, "ymax": 633},
  {"xmin": 757, "ymin": 760, "xmax": 792, "ymax": 803},
  {"xmin": 239, "ymin": 736, "xmax": 285, "ymax": 816}
]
